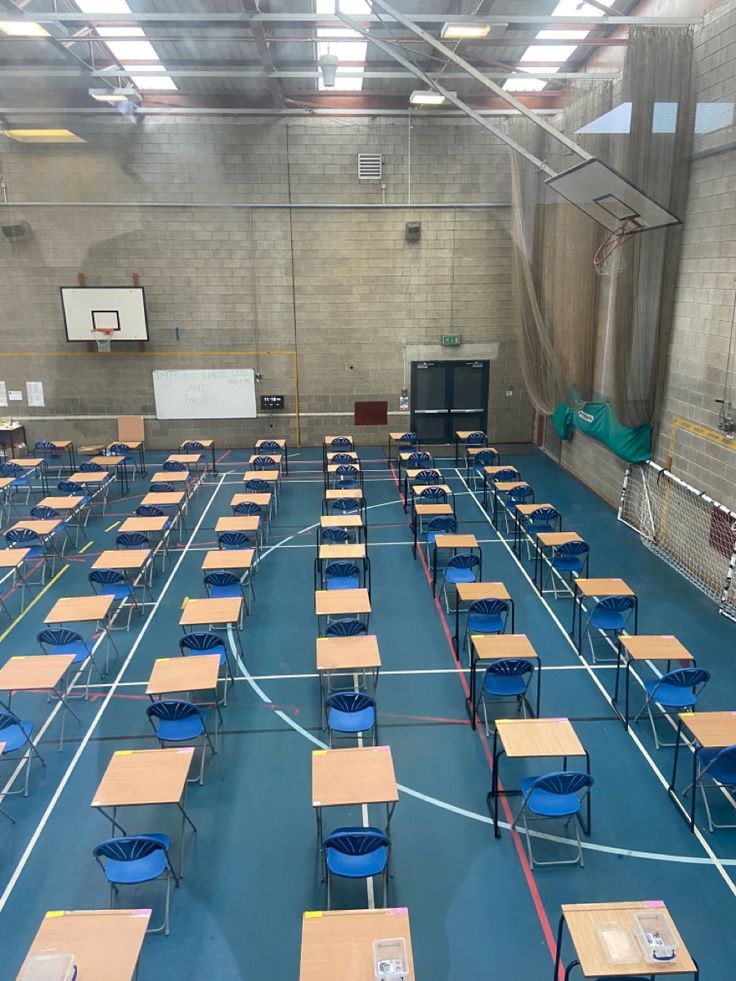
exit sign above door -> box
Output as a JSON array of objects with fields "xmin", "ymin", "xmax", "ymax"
[{"xmin": 441, "ymin": 334, "xmax": 461, "ymax": 346}]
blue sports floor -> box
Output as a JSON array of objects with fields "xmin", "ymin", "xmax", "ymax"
[{"xmin": 0, "ymin": 443, "xmax": 734, "ymax": 978}]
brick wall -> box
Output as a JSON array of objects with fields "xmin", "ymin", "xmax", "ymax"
[{"xmin": 0, "ymin": 114, "xmax": 532, "ymax": 449}]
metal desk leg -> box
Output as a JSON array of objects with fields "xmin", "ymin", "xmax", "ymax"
[
  {"xmin": 689, "ymin": 746, "xmax": 700, "ymax": 832},
  {"xmin": 211, "ymin": 443, "xmax": 218, "ymax": 476},
  {"xmin": 465, "ymin": 648, "xmax": 479, "ymax": 728},
  {"xmin": 669, "ymin": 717, "xmax": 684, "ymax": 792},
  {"xmin": 177, "ymin": 795, "xmax": 197, "ymax": 877},
  {"xmin": 454, "ymin": 436, "xmax": 459, "ymax": 466}
]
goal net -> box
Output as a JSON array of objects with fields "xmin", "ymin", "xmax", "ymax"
[{"xmin": 618, "ymin": 461, "xmax": 736, "ymax": 621}]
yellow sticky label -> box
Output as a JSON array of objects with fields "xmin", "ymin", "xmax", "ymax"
[
  {"xmin": 181, "ymin": 597, "xmax": 190, "ymax": 609},
  {"xmin": 11, "ymin": 656, "xmax": 25, "ymax": 660},
  {"xmin": 158, "ymin": 658, "xmax": 171, "ymax": 662},
  {"xmin": 45, "ymin": 911, "xmax": 65, "ymax": 918},
  {"xmin": 305, "ymin": 911, "xmax": 323, "ymax": 919},
  {"xmin": 115, "ymin": 750, "xmax": 133, "ymax": 756},
  {"xmin": 312, "ymin": 750, "xmax": 326, "ymax": 756}
]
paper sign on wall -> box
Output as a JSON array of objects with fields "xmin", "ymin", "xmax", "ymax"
[
  {"xmin": 8, "ymin": 391, "xmax": 22, "ymax": 402},
  {"xmin": 26, "ymin": 381, "xmax": 45, "ymax": 407},
  {"xmin": 0, "ymin": 382, "xmax": 7, "ymax": 408}
]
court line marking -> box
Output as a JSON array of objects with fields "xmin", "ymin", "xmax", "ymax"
[
  {"xmin": 455, "ymin": 468, "xmax": 736, "ymax": 897},
  {"xmin": 0, "ymin": 471, "xmax": 230, "ymax": 916},
  {"xmin": 0, "ymin": 564, "xmax": 69, "ymax": 645}
]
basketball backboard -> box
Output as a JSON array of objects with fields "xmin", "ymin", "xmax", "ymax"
[
  {"xmin": 60, "ymin": 286, "xmax": 149, "ymax": 342},
  {"xmin": 545, "ymin": 157, "xmax": 681, "ymax": 235}
]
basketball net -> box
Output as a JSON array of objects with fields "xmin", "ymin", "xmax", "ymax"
[
  {"xmin": 593, "ymin": 219, "xmax": 637, "ymax": 277},
  {"xmin": 91, "ymin": 328, "xmax": 113, "ymax": 352}
]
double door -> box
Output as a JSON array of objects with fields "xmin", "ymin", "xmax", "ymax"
[{"xmin": 410, "ymin": 360, "xmax": 489, "ymax": 443}]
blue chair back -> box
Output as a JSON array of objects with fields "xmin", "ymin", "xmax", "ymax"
[
  {"xmin": 89, "ymin": 568, "xmax": 126, "ymax": 587},
  {"xmin": 426, "ymin": 516, "xmax": 456, "ymax": 535},
  {"xmin": 0, "ymin": 709, "xmax": 24, "ymax": 732},
  {"xmin": 447, "ymin": 553, "xmax": 480, "ymax": 571},
  {"xmin": 244, "ymin": 479, "xmax": 270, "ymax": 493},
  {"xmin": 182, "ymin": 441, "xmax": 205, "ymax": 452},
  {"xmin": 325, "ymin": 562, "xmax": 360, "ymax": 581},
  {"xmin": 218, "ymin": 531, "xmax": 250, "ymax": 549},
  {"xmin": 252, "ymin": 456, "xmax": 276, "ymax": 469},
  {"xmin": 330, "ymin": 438, "xmax": 352, "ymax": 450},
  {"xmin": 407, "ymin": 452, "xmax": 432, "ymax": 468},
  {"xmin": 398, "ymin": 432, "xmax": 417, "ymax": 446},
  {"xmin": 34, "ymin": 440, "xmax": 57, "ymax": 452},
  {"xmin": 325, "ymin": 691, "xmax": 375, "ymax": 714},
  {"xmin": 38, "ymin": 627, "xmax": 84, "ymax": 649},
  {"xmin": 331, "ymin": 453, "xmax": 354, "ymax": 464},
  {"xmin": 163, "ymin": 460, "xmax": 187, "ymax": 472},
  {"xmin": 323, "ymin": 827, "xmax": 390, "ymax": 855},
  {"xmin": 469, "ymin": 598, "xmax": 509, "ymax": 617},
  {"xmin": 415, "ymin": 469, "xmax": 441, "ymax": 484},
  {"xmin": 136, "ymin": 504, "xmax": 165, "ymax": 518},
  {"xmin": 94, "ymin": 835, "xmax": 166, "ymax": 864},
  {"xmin": 117, "ymin": 531, "xmax": 149, "ymax": 549},
  {"xmin": 556, "ymin": 540, "xmax": 588, "ymax": 559},
  {"xmin": 321, "ymin": 527, "xmax": 350, "ymax": 544},
  {"xmin": 58, "ymin": 480, "xmax": 79, "ymax": 494},
  {"xmin": 5, "ymin": 528, "xmax": 43, "ymax": 548},
  {"xmin": 204, "ymin": 570, "xmax": 240, "ymax": 588},
  {"xmin": 486, "ymin": 657, "xmax": 534, "ymax": 679},
  {"xmin": 418, "ymin": 486, "xmax": 446, "ymax": 503},
  {"xmin": 529, "ymin": 505, "xmax": 558, "ymax": 526},
  {"xmin": 465, "ymin": 431, "xmax": 486, "ymax": 446},
  {"xmin": 1, "ymin": 463, "xmax": 24, "ymax": 477},
  {"xmin": 179, "ymin": 631, "xmax": 223, "ymax": 654},
  {"xmin": 493, "ymin": 468, "xmax": 519, "ymax": 482},
  {"xmin": 258, "ymin": 440, "xmax": 280, "ymax": 453},
  {"xmin": 596, "ymin": 595, "xmax": 635, "ymax": 615},
  {"xmin": 473, "ymin": 449, "xmax": 499, "ymax": 468},
  {"xmin": 659, "ymin": 667, "xmax": 710, "ymax": 691},
  {"xmin": 31, "ymin": 505, "xmax": 59, "ymax": 520},
  {"xmin": 508, "ymin": 485, "xmax": 534, "ymax": 505},
  {"xmin": 147, "ymin": 699, "xmax": 201, "ymax": 724},
  {"xmin": 150, "ymin": 481, "xmax": 175, "ymax": 493},
  {"xmin": 528, "ymin": 770, "xmax": 593, "ymax": 796},
  {"xmin": 233, "ymin": 502, "xmax": 262, "ymax": 516},
  {"xmin": 325, "ymin": 618, "xmax": 367, "ymax": 637},
  {"xmin": 336, "ymin": 464, "xmax": 359, "ymax": 477},
  {"xmin": 109, "ymin": 443, "xmax": 131, "ymax": 455},
  {"xmin": 80, "ymin": 461, "xmax": 105, "ymax": 472},
  {"xmin": 332, "ymin": 498, "xmax": 360, "ymax": 515}
]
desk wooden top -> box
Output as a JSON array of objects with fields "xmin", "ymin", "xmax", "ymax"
[
  {"xmin": 537, "ymin": 532, "xmax": 583, "ymax": 547},
  {"xmin": 255, "ymin": 438, "xmax": 286, "ymax": 448},
  {"xmin": 497, "ymin": 717, "xmax": 585, "ymax": 759},
  {"xmin": 0, "ymin": 548, "xmax": 30, "ymax": 568},
  {"xmin": 561, "ymin": 900, "xmax": 696, "ymax": 977},
  {"xmin": 12, "ymin": 457, "xmax": 43, "ymax": 468},
  {"xmin": 312, "ymin": 746, "xmax": 397, "ymax": 808},
  {"xmin": 45, "ymin": 594, "xmax": 114, "ymax": 624},
  {"xmin": 92, "ymin": 549, "xmax": 151, "ymax": 571},
  {"xmin": 472, "ymin": 634, "xmax": 538, "ymax": 662},
  {"xmin": 141, "ymin": 491, "xmax": 186, "ymax": 507},
  {"xmin": 316, "ymin": 635, "xmax": 381, "ymax": 672},
  {"xmin": 151, "ymin": 470, "xmax": 189, "ymax": 484},
  {"xmin": 323, "ymin": 435, "xmax": 354, "ymax": 446},
  {"xmin": 318, "ymin": 544, "xmax": 367, "ymax": 560},
  {"xmin": 181, "ymin": 438, "xmax": 213, "ymax": 449},
  {"xmin": 201, "ymin": 548, "xmax": 254, "ymax": 571},
  {"xmin": 89, "ymin": 455, "xmax": 125, "ymax": 467},
  {"xmin": 456, "ymin": 430, "xmax": 486, "ymax": 440},
  {"xmin": 146, "ymin": 655, "xmax": 220, "ymax": 696},
  {"xmin": 495, "ymin": 481, "xmax": 530, "ymax": 493},
  {"xmin": 216, "ymin": 515, "xmax": 261, "ymax": 532},
  {"xmin": 242, "ymin": 470, "xmax": 280, "ymax": 482},
  {"xmin": 324, "ymin": 489, "xmax": 363, "ymax": 500},
  {"xmin": 516, "ymin": 502, "xmax": 555, "ymax": 515},
  {"xmin": 166, "ymin": 453, "xmax": 201, "ymax": 464},
  {"xmin": 111, "ymin": 439, "xmax": 143, "ymax": 451},
  {"xmin": 48, "ymin": 439, "xmax": 73, "ymax": 449},
  {"xmin": 315, "ymin": 589, "xmax": 371, "ymax": 616},
  {"xmin": 434, "ymin": 533, "xmax": 478, "ymax": 549},
  {"xmin": 0, "ymin": 477, "xmax": 13, "ymax": 490},
  {"xmin": 679, "ymin": 710, "xmax": 736, "ymax": 748},
  {"xmin": 92, "ymin": 747, "xmax": 194, "ymax": 808},
  {"xmin": 250, "ymin": 453, "xmax": 283, "ymax": 464},
  {"xmin": 9, "ymin": 519, "xmax": 61, "ymax": 536},
  {"xmin": 118, "ymin": 516, "xmax": 169, "ymax": 534},
  {"xmin": 321, "ymin": 515, "xmax": 363, "ymax": 529},
  {"xmin": 67, "ymin": 471, "xmax": 110, "ymax": 485},
  {"xmin": 38, "ymin": 495, "xmax": 85, "ymax": 510},
  {"xmin": 17, "ymin": 908, "xmax": 152, "ymax": 981},
  {"xmin": 180, "ymin": 596, "xmax": 243, "ymax": 626},
  {"xmin": 0, "ymin": 654, "xmax": 75, "ymax": 691},
  {"xmin": 620, "ymin": 635, "xmax": 693, "ymax": 662},
  {"xmin": 414, "ymin": 503, "xmax": 453, "ymax": 516},
  {"xmin": 231, "ymin": 492, "xmax": 272, "ymax": 507},
  {"xmin": 389, "ymin": 431, "xmax": 413, "ymax": 439},
  {"xmin": 300, "ymin": 908, "xmax": 414, "ymax": 981},
  {"xmin": 466, "ymin": 445, "xmax": 498, "ymax": 456},
  {"xmin": 576, "ymin": 578, "xmax": 634, "ymax": 597},
  {"xmin": 457, "ymin": 581, "xmax": 510, "ymax": 602},
  {"xmin": 484, "ymin": 465, "xmax": 519, "ymax": 477}
]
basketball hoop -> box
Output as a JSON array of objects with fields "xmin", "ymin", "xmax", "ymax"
[
  {"xmin": 593, "ymin": 218, "xmax": 638, "ymax": 277},
  {"xmin": 91, "ymin": 327, "xmax": 114, "ymax": 352}
]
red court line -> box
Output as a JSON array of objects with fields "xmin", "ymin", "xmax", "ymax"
[
  {"xmin": 388, "ymin": 461, "xmax": 560, "ymax": 968},
  {"xmin": 216, "ymin": 449, "xmax": 231, "ymax": 464}
]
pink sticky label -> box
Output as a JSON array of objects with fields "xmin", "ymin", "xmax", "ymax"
[
  {"xmin": 644, "ymin": 900, "xmax": 665, "ymax": 908},
  {"xmin": 132, "ymin": 909, "xmax": 152, "ymax": 916},
  {"xmin": 376, "ymin": 745, "xmax": 390, "ymax": 751},
  {"xmin": 555, "ymin": 718, "xmax": 569, "ymax": 723},
  {"xmin": 389, "ymin": 907, "xmax": 408, "ymax": 914}
]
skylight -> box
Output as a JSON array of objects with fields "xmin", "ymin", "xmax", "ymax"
[
  {"xmin": 316, "ymin": 0, "xmax": 369, "ymax": 91},
  {"xmin": 75, "ymin": 0, "xmax": 177, "ymax": 92}
]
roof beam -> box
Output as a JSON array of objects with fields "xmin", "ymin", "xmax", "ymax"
[
  {"xmin": 0, "ymin": 66, "xmax": 618, "ymax": 80},
  {"xmin": 241, "ymin": 0, "xmax": 282, "ymax": 108}
]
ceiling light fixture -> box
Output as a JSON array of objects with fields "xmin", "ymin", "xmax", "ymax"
[
  {"xmin": 88, "ymin": 87, "xmax": 141, "ymax": 105},
  {"xmin": 1, "ymin": 129, "xmax": 86, "ymax": 143},
  {"xmin": 0, "ymin": 20, "xmax": 50, "ymax": 37},
  {"xmin": 319, "ymin": 51, "xmax": 339, "ymax": 87},
  {"xmin": 410, "ymin": 90, "xmax": 449, "ymax": 106},
  {"xmin": 441, "ymin": 23, "xmax": 491, "ymax": 39}
]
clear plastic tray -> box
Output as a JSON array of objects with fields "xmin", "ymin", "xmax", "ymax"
[
  {"xmin": 597, "ymin": 922, "xmax": 640, "ymax": 964},
  {"xmin": 19, "ymin": 951, "xmax": 76, "ymax": 981},
  {"xmin": 634, "ymin": 911, "xmax": 679, "ymax": 965},
  {"xmin": 373, "ymin": 937, "xmax": 409, "ymax": 981}
]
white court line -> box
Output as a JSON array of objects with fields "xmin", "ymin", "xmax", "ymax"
[
  {"xmin": 455, "ymin": 468, "xmax": 736, "ymax": 897},
  {"xmin": 0, "ymin": 470, "xmax": 231, "ymax": 916}
]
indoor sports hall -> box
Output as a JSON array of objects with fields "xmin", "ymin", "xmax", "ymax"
[{"xmin": 0, "ymin": 2, "xmax": 735, "ymax": 980}]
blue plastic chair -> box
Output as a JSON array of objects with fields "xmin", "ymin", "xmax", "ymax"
[
  {"xmin": 4, "ymin": 527, "xmax": 50, "ymax": 585},
  {"xmin": 0, "ymin": 709, "xmax": 44, "ymax": 798},
  {"xmin": 117, "ymin": 531, "xmax": 150, "ymax": 550},
  {"xmin": 320, "ymin": 527, "xmax": 350, "ymax": 545},
  {"xmin": 325, "ymin": 618, "xmax": 367, "ymax": 637},
  {"xmin": 179, "ymin": 630, "xmax": 234, "ymax": 704},
  {"xmin": 203, "ymin": 570, "xmax": 248, "ymax": 620},
  {"xmin": 582, "ymin": 595, "xmax": 636, "ymax": 663},
  {"xmin": 93, "ymin": 834, "xmax": 179, "ymax": 935},
  {"xmin": 331, "ymin": 497, "xmax": 360, "ymax": 517},
  {"xmin": 334, "ymin": 465, "xmax": 361, "ymax": 490},
  {"xmin": 512, "ymin": 771, "xmax": 593, "ymax": 868},
  {"xmin": 147, "ymin": 699, "xmax": 214, "ymax": 785},
  {"xmin": 407, "ymin": 451, "xmax": 432, "ymax": 469},
  {"xmin": 150, "ymin": 481, "xmax": 176, "ymax": 493},
  {"xmin": 163, "ymin": 460, "xmax": 188, "ymax": 473},
  {"xmin": 89, "ymin": 568, "xmax": 139, "ymax": 630},
  {"xmin": 324, "ymin": 561, "xmax": 361, "ymax": 591},
  {"xmin": 109, "ymin": 442, "xmax": 136, "ymax": 477},
  {"xmin": 524, "ymin": 506, "xmax": 559, "ymax": 558},
  {"xmin": 218, "ymin": 530, "xmax": 252, "ymax": 550},
  {"xmin": 330, "ymin": 453, "xmax": 355, "ymax": 465},
  {"xmin": 324, "ymin": 691, "xmax": 377, "ymax": 747},
  {"xmin": 477, "ymin": 658, "xmax": 535, "ymax": 735},
  {"xmin": 233, "ymin": 501, "xmax": 262, "ymax": 517},
  {"xmin": 0, "ymin": 462, "xmax": 31, "ymax": 504},
  {"xmin": 464, "ymin": 598, "xmax": 508, "ymax": 662},
  {"xmin": 330, "ymin": 437, "xmax": 352, "ymax": 451},
  {"xmin": 58, "ymin": 479, "xmax": 92, "ymax": 522},
  {"xmin": 80, "ymin": 461, "xmax": 106, "ymax": 473},
  {"xmin": 465, "ymin": 431, "xmax": 486, "ymax": 447},
  {"xmin": 38, "ymin": 626, "xmax": 101, "ymax": 697},
  {"xmin": 424, "ymin": 515, "xmax": 456, "ymax": 559},
  {"xmin": 322, "ymin": 827, "xmax": 390, "ymax": 908},
  {"xmin": 397, "ymin": 432, "xmax": 417, "ymax": 451},
  {"xmin": 503, "ymin": 484, "xmax": 535, "ymax": 535},
  {"xmin": 491, "ymin": 467, "xmax": 519, "ymax": 484},
  {"xmin": 417, "ymin": 486, "xmax": 447, "ymax": 504},
  {"xmin": 257, "ymin": 440, "xmax": 281, "ymax": 454},
  {"xmin": 34, "ymin": 440, "xmax": 64, "ymax": 477},
  {"xmin": 414, "ymin": 468, "xmax": 441, "ymax": 485},
  {"xmin": 635, "ymin": 667, "xmax": 711, "ymax": 749},
  {"xmin": 695, "ymin": 743, "xmax": 736, "ymax": 832},
  {"xmin": 252, "ymin": 455, "xmax": 276, "ymax": 471},
  {"xmin": 32, "ymin": 503, "xmax": 75, "ymax": 553},
  {"xmin": 244, "ymin": 478, "xmax": 270, "ymax": 493},
  {"xmin": 182, "ymin": 440, "xmax": 205, "ymax": 453},
  {"xmin": 470, "ymin": 447, "xmax": 499, "ymax": 482},
  {"xmin": 441, "ymin": 554, "xmax": 480, "ymax": 612},
  {"xmin": 547, "ymin": 540, "xmax": 589, "ymax": 598}
]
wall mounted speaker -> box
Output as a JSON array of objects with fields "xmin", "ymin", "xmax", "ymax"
[
  {"xmin": 2, "ymin": 221, "xmax": 31, "ymax": 240},
  {"xmin": 405, "ymin": 222, "xmax": 421, "ymax": 243}
]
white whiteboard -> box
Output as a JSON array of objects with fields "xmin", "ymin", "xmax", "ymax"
[
  {"xmin": 152, "ymin": 369, "xmax": 257, "ymax": 420},
  {"xmin": 61, "ymin": 287, "xmax": 149, "ymax": 342}
]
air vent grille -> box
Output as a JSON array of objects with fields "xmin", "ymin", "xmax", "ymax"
[{"xmin": 358, "ymin": 153, "xmax": 383, "ymax": 180}]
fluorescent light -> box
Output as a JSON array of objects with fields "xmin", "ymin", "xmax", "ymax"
[
  {"xmin": 131, "ymin": 74, "xmax": 177, "ymax": 91},
  {"xmin": 2, "ymin": 129, "xmax": 86, "ymax": 143},
  {"xmin": 441, "ymin": 22, "xmax": 491, "ymax": 39},
  {"xmin": 0, "ymin": 20, "xmax": 50, "ymax": 37},
  {"xmin": 410, "ymin": 90, "xmax": 448, "ymax": 106},
  {"xmin": 88, "ymin": 86, "xmax": 141, "ymax": 104},
  {"xmin": 503, "ymin": 78, "xmax": 547, "ymax": 93}
]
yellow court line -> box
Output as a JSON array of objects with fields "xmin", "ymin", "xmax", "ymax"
[
  {"xmin": 104, "ymin": 521, "xmax": 120, "ymax": 532},
  {"xmin": 78, "ymin": 540, "xmax": 95, "ymax": 554},
  {"xmin": 0, "ymin": 564, "xmax": 69, "ymax": 645}
]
